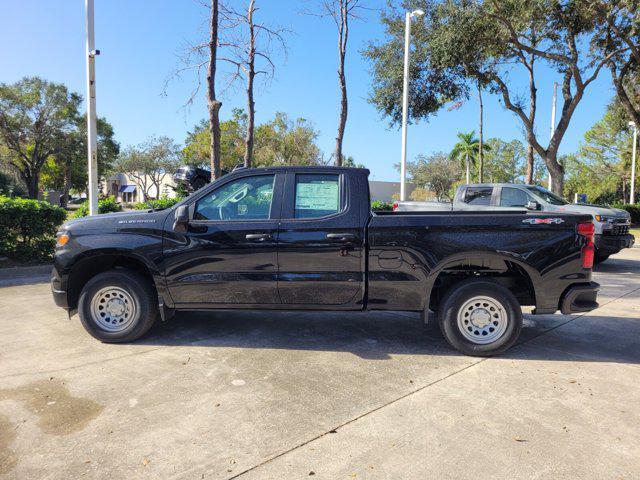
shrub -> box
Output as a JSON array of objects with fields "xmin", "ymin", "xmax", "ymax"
[
  {"xmin": 133, "ymin": 196, "xmax": 179, "ymax": 211},
  {"xmin": 73, "ymin": 196, "xmax": 122, "ymax": 218},
  {"xmin": 0, "ymin": 196, "xmax": 66, "ymax": 261},
  {"xmin": 612, "ymin": 203, "xmax": 640, "ymax": 224},
  {"xmin": 371, "ymin": 200, "xmax": 394, "ymax": 211}
]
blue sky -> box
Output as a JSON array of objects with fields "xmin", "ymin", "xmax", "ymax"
[{"xmin": 1, "ymin": 0, "xmax": 616, "ymax": 181}]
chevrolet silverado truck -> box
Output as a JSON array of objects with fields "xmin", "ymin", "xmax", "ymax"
[
  {"xmin": 51, "ymin": 167, "xmax": 599, "ymax": 356},
  {"xmin": 395, "ymin": 183, "xmax": 634, "ymax": 263}
]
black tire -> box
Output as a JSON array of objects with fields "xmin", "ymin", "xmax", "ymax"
[
  {"xmin": 594, "ymin": 253, "xmax": 610, "ymax": 264},
  {"xmin": 78, "ymin": 269, "xmax": 158, "ymax": 343},
  {"xmin": 437, "ymin": 278, "xmax": 522, "ymax": 357}
]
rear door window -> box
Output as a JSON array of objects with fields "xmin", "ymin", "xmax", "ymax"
[
  {"xmin": 464, "ymin": 187, "xmax": 493, "ymax": 206},
  {"xmin": 294, "ymin": 174, "xmax": 340, "ymax": 218},
  {"xmin": 500, "ymin": 187, "xmax": 531, "ymax": 207}
]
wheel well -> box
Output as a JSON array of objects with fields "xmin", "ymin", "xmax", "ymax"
[
  {"xmin": 67, "ymin": 254, "xmax": 156, "ymax": 310},
  {"xmin": 429, "ymin": 262, "xmax": 535, "ymax": 311}
]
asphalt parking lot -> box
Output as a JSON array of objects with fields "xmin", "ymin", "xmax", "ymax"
[{"xmin": 1, "ymin": 247, "xmax": 639, "ymax": 480}]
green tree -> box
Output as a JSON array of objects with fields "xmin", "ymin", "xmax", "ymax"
[
  {"xmin": 41, "ymin": 117, "xmax": 119, "ymax": 206},
  {"xmin": 342, "ymin": 155, "xmax": 365, "ymax": 168},
  {"xmin": 112, "ymin": 136, "xmax": 181, "ymax": 201},
  {"xmin": 183, "ymin": 110, "xmax": 323, "ymax": 169},
  {"xmin": 591, "ymin": 1, "xmax": 640, "ymax": 129},
  {"xmin": 0, "ymin": 77, "xmax": 82, "ymax": 198},
  {"xmin": 483, "ymin": 138, "xmax": 522, "ymax": 184},
  {"xmin": 407, "ymin": 151, "xmax": 462, "ymax": 201},
  {"xmin": 450, "ymin": 131, "xmax": 482, "ymax": 184},
  {"xmin": 364, "ymin": 0, "xmax": 629, "ymax": 194},
  {"xmin": 565, "ymin": 99, "xmax": 634, "ymax": 203},
  {"xmin": 253, "ymin": 112, "xmax": 324, "ymax": 166},
  {"xmin": 183, "ymin": 109, "xmax": 247, "ymax": 171}
]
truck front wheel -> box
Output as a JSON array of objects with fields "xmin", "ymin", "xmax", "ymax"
[
  {"xmin": 438, "ymin": 279, "xmax": 522, "ymax": 356},
  {"xmin": 77, "ymin": 269, "xmax": 158, "ymax": 343}
]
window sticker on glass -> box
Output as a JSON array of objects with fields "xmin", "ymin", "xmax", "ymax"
[
  {"xmin": 295, "ymin": 174, "xmax": 340, "ymax": 218},
  {"xmin": 296, "ymin": 182, "xmax": 338, "ymax": 210}
]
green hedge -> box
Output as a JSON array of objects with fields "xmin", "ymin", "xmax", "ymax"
[
  {"xmin": 73, "ymin": 196, "xmax": 122, "ymax": 218},
  {"xmin": 612, "ymin": 203, "xmax": 640, "ymax": 224},
  {"xmin": 0, "ymin": 196, "xmax": 66, "ymax": 261},
  {"xmin": 371, "ymin": 200, "xmax": 394, "ymax": 211},
  {"xmin": 132, "ymin": 196, "xmax": 179, "ymax": 211}
]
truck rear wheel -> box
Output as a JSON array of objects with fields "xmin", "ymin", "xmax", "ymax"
[
  {"xmin": 438, "ymin": 279, "xmax": 522, "ymax": 356},
  {"xmin": 78, "ymin": 269, "xmax": 158, "ymax": 343}
]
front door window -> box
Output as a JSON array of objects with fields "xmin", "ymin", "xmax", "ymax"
[{"xmin": 194, "ymin": 175, "xmax": 275, "ymax": 221}]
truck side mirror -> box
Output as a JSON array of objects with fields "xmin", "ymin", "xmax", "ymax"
[
  {"xmin": 173, "ymin": 205, "xmax": 190, "ymax": 232},
  {"xmin": 526, "ymin": 200, "xmax": 540, "ymax": 211}
]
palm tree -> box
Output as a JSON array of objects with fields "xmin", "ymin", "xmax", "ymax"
[{"xmin": 450, "ymin": 131, "xmax": 480, "ymax": 184}]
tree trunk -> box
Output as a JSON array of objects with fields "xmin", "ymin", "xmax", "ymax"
[
  {"xmin": 244, "ymin": 0, "xmax": 256, "ymax": 169},
  {"xmin": 465, "ymin": 153, "xmax": 470, "ymax": 184},
  {"xmin": 477, "ymin": 82, "xmax": 484, "ymax": 183},
  {"xmin": 26, "ymin": 172, "xmax": 39, "ymax": 199},
  {"xmin": 525, "ymin": 144, "xmax": 534, "ymax": 184},
  {"xmin": 546, "ymin": 152, "xmax": 564, "ymax": 195},
  {"xmin": 525, "ymin": 54, "xmax": 536, "ymax": 185},
  {"xmin": 334, "ymin": 0, "xmax": 348, "ymax": 167},
  {"xmin": 61, "ymin": 159, "xmax": 72, "ymax": 208},
  {"xmin": 208, "ymin": 0, "xmax": 222, "ymax": 180}
]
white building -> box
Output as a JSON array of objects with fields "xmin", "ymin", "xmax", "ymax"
[{"xmin": 103, "ymin": 173, "xmax": 177, "ymax": 203}]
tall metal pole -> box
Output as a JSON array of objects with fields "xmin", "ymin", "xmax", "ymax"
[
  {"xmin": 630, "ymin": 121, "xmax": 637, "ymax": 204},
  {"xmin": 548, "ymin": 81, "xmax": 558, "ymax": 191},
  {"xmin": 399, "ymin": 9, "xmax": 423, "ymax": 201},
  {"xmin": 399, "ymin": 12, "xmax": 412, "ymax": 202},
  {"xmin": 85, "ymin": 0, "xmax": 99, "ymax": 215}
]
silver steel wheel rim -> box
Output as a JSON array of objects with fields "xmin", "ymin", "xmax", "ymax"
[
  {"xmin": 90, "ymin": 286, "xmax": 136, "ymax": 332},
  {"xmin": 456, "ymin": 295, "xmax": 508, "ymax": 344}
]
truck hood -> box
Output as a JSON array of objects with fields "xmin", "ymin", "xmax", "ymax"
[
  {"xmin": 552, "ymin": 204, "xmax": 630, "ymax": 220},
  {"xmin": 63, "ymin": 209, "xmax": 171, "ymax": 232}
]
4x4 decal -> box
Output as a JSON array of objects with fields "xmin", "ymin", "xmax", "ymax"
[{"xmin": 522, "ymin": 218, "xmax": 565, "ymax": 225}]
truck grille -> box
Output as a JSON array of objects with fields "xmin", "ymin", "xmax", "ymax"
[{"xmin": 606, "ymin": 225, "xmax": 630, "ymax": 236}]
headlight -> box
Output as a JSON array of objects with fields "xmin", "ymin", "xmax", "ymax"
[
  {"xmin": 56, "ymin": 232, "xmax": 70, "ymax": 247},
  {"xmin": 594, "ymin": 215, "xmax": 614, "ymax": 223}
]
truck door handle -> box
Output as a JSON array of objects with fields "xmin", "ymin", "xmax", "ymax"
[
  {"xmin": 326, "ymin": 233, "xmax": 356, "ymax": 241},
  {"xmin": 246, "ymin": 233, "xmax": 272, "ymax": 241}
]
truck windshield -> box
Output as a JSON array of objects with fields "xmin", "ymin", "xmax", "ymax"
[{"xmin": 525, "ymin": 186, "xmax": 568, "ymax": 206}]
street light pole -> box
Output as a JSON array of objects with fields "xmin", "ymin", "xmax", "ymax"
[
  {"xmin": 85, "ymin": 0, "xmax": 99, "ymax": 215},
  {"xmin": 400, "ymin": 9, "xmax": 424, "ymax": 202},
  {"xmin": 630, "ymin": 121, "xmax": 637, "ymax": 204}
]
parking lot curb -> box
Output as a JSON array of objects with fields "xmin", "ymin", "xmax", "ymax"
[{"xmin": 0, "ymin": 264, "xmax": 52, "ymax": 287}]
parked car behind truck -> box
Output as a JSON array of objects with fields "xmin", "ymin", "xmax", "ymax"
[
  {"xmin": 52, "ymin": 167, "xmax": 599, "ymax": 356},
  {"xmin": 395, "ymin": 183, "xmax": 634, "ymax": 263}
]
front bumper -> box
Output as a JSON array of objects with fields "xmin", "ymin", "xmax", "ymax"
[
  {"xmin": 51, "ymin": 266, "xmax": 69, "ymax": 309},
  {"xmin": 594, "ymin": 233, "xmax": 635, "ymax": 255},
  {"xmin": 560, "ymin": 282, "xmax": 600, "ymax": 314}
]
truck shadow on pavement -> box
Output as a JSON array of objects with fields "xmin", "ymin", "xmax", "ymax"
[
  {"xmin": 136, "ymin": 309, "xmax": 640, "ymax": 364},
  {"xmin": 594, "ymin": 256, "xmax": 640, "ymax": 274}
]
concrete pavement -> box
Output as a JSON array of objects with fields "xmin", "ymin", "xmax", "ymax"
[{"xmin": 0, "ymin": 248, "xmax": 639, "ymax": 479}]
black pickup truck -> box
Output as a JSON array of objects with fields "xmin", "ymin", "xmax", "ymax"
[{"xmin": 52, "ymin": 166, "xmax": 599, "ymax": 356}]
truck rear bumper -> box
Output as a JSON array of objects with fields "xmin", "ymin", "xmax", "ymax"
[
  {"xmin": 560, "ymin": 282, "xmax": 599, "ymax": 315},
  {"xmin": 594, "ymin": 234, "xmax": 635, "ymax": 255}
]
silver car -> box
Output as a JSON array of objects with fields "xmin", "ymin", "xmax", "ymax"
[{"xmin": 394, "ymin": 183, "xmax": 634, "ymax": 263}]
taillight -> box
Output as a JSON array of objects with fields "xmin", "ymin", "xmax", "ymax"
[
  {"xmin": 577, "ymin": 222, "xmax": 595, "ymax": 269},
  {"xmin": 392, "ymin": 202, "xmax": 398, "ymax": 211}
]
